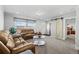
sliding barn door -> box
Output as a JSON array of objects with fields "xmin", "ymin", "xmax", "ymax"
[{"xmin": 56, "ymin": 19, "xmax": 63, "ymax": 39}]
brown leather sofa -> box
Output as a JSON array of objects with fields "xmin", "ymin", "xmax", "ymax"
[
  {"xmin": 0, "ymin": 31, "xmax": 35, "ymax": 54},
  {"xmin": 20, "ymin": 29, "xmax": 35, "ymax": 40}
]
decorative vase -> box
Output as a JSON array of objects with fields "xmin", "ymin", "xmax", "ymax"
[{"xmin": 9, "ymin": 27, "xmax": 16, "ymax": 34}]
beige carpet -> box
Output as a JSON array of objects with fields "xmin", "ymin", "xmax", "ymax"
[{"xmin": 26, "ymin": 36, "xmax": 77, "ymax": 54}]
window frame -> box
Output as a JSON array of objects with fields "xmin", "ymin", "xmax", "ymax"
[{"xmin": 14, "ymin": 17, "xmax": 36, "ymax": 27}]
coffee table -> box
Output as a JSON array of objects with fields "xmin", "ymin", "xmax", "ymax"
[{"xmin": 33, "ymin": 35, "xmax": 45, "ymax": 46}]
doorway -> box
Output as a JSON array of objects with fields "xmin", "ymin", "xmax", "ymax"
[{"xmin": 65, "ymin": 18, "xmax": 75, "ymax": 43}]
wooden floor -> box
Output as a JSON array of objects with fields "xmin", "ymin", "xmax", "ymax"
[{"xmin": 26, "ymin": 36, "xmax": 77, "ymax": 54}]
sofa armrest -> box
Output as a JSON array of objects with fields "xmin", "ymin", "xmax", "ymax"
[
  {"xmin": 12, "ymin": 43, "xmax": 35, "ymax": 54},
  {"xmin": 0, "ymin": 41, "xmax": 10, "ymax": 54}
]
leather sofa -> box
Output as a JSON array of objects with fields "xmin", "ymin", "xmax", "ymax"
[
  {"xmin": 20, "ymin": 29, "xmax": 35, "ymax": 40},
  {"xmin": 0, "ymin": 31, "xmax": 35, "ymax": 54}
]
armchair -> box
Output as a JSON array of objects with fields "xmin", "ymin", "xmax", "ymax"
[{"xmin": 0, "ymin": 31, "xmax": 35, "ymax": 54}]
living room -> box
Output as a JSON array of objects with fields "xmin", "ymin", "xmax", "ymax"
[{"xmin": 0, "ymin": 5, "xmax": 79, "ymax": 54}]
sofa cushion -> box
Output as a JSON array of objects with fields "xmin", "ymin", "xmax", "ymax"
[
  {"xmin": 12, "ymin": 42, "xmax": 34, "ymax": 53},
  {"xmin": 14, "ymin": 37, "xmax": 26, "ymax": 47},
  {"xmin": 6, "ymin": 39, "xmax": 15, "ymax": 50},
  {"xmin": 0, "ymin": 41, "xmax": 10, "ymax": 54},
  {"xmin": 14, "ymin": 38, "xmax": 21, "ymax": 46},
  {"xmin": 19, "ymin": 37, "xmax": 26, "ymax": 43},
  {"xmin": 8, "ymin": 33, "xmax": 14, "ymax": 40},
  {"xmin": 0, "ymin": 32, "xmax": 9, "ymax": 44}
]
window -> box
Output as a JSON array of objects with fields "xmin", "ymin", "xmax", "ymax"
[
  {"xmin": 14, "ymin": 18, "xmax": 36, "ymax": 27},
  {"xmin": 14, "ymin": 18, "xmax": 27, "ymax": 27},
  {"xmin": 27, "ymin": 20, "xmax": 36, "ymax": 27}
]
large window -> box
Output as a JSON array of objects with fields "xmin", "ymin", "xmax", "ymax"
[
  {"xmin": 14, "ymin": 18, "xmax": 26, "ymax": 27},
  {"xmin": 14, "ymin": 18, "xmax": 36, "ymax": 27},
  {"xmin": 27, "ymin": 20, "xmax": 36, "ymax": 26}
]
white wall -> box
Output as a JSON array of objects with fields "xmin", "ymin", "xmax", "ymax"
[
  {"xmin": 4, "ymin": 12, "xmax": 46, "ymax": 34},
  {"xmin": 34, "ymin": 20, "xmax": 46, "ymax": 34},
  {"xmin": 75, "ymin": 6, "xmax": 79, "ymax": 50},
  {"xmin": 4, "ymin": 13, "xmax": 14, "ymax": 30},
  {"xmin": 0, "ymin": 6, "xmax": 4, "ymax": 30}
]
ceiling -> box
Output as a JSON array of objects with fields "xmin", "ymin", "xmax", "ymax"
[{"xmin": 3, "ymin": 5, "xmax": 76, "ymax": 20}]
